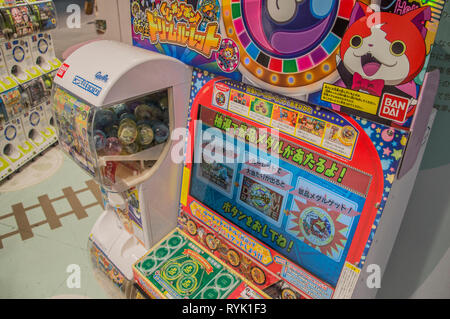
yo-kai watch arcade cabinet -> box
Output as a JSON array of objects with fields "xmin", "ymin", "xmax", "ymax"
[{"xmin": 51, "ymin": 40, "xmax": 192, "ymax": 297}]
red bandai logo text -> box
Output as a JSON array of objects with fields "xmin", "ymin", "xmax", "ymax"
[
  {"xmin": 56, "ymin": 63, "xmax": 70, "ymax": 78},
  {"xmin": 378, "ymin": 93, "xmax": 410, "ymax": 123}
]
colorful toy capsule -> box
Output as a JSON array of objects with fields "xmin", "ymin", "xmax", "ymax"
[
  {"xmin": 119, "ymin": 112, "xmax": 137, "ymax": 123},
  {"xmin": 126, "ymin": 101, "xmax": 140, "ymax": 113},
  {"xmin": 105, "ymin": 125, "xmax": 119, "ymax": 138},
  {"xmin": 122, "ymin": 142, "xmax": 140, "ymax": 155},
  {"xmin": 93, "ymin": 130, "xmax": 107, "ymax": 151},
  {"xmin": 135, "ymin": 103, "xmax": 163, "ymax": 121},
  {"xmin": 137, "ymin": 121, "xmax": 154, "ymax": 148},
  {"xmin": 95, "ymin": 109, "xmax": 117, "ymax": 128},
  {"xmin": 134, "ymin": 104, "xmax": 152, "ymax": 121},
  {"xmin": 113, "ymin": 103, "xmax": 128, "ymax": 119},
  {"xmin": 150, "ymin": 121, "xmax": 169, "ymax": 144},
  {"xmin": 104, "ymin": 137, "xmax": 122, "ymax": 155},
  {"xmin": 118, "ymin": 118, "xmax": 138, "ymax": 145},
  {"xmin": 158, "ymin": 96, "xmax": 168, "ymax": 111}
]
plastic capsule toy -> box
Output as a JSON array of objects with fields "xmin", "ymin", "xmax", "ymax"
[
  {"xmin": 95, "ymin": 109, "xmax": 117, "ymax": 128},
  {"xmin": 134, "ymin": 104, "xmax": 152, "ymax": 121},
  {"xmin": 126, "ymin": 101, "xmax": 140, "ymax": 113},
  {"xmin": 158, "ymin": 96, "xmax": 168, "ymax": 111},
  {"xmin": 135, "ymin": 103, "xmax": 163, "ymax": 122},
  {"xmin": 122, "ymin": 142, "xmax": 140, "ymax": 155},
  {"xmin": 93, "ymin": 130, "xmax": 107, "ymax": 151},
  {"xmin": 118, "ymin": 118, "xmax": 138, "ymax": 145},
  {"xmin": 105, "ymin": 125, "xmax": 119, "ymax": 138},
  {"xmin": 113, "ymin": 104, "xmax": 128, "ymax": 119},
  {"xmin": 104, "ymin": 137, "xmax": 122, "ymax": 155},
  {"xmin": 119, "ymin": 112, "xmax": 137, "ymax": 123},
  {"xmin": 136, "ymin": 121, "xmax": 154, "ymax": 149},
  {"xmin": 150, "ymin": 121, "xmax": 169, "ymax": 144}
]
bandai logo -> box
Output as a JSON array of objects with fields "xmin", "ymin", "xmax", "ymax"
[
  {"xmin": 378, "ymin": 93, "xmax": 410, "ymax": 123},
  {"xmin": 95, "ymin": 72, "xmax": 109, "ymax": 83},
  {"xmin": 57, "ymin": 63, "xmax": 70, "ymax": 78}
]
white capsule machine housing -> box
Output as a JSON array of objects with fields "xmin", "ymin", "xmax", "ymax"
[{"xmin": 52, "ymin": 40, "xmax": 192, "ymax": 288}]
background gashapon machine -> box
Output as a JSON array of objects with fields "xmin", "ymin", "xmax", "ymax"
[
  {"xmin": 126, "ymin": 0, "xmax": 445, "ymax": 299},
  {"xmin": 0, "ymin": 0, "xmax": 60, "ymax": 182}
]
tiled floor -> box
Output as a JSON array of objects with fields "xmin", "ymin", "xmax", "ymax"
[
  {"xmin": 0, "ymin": 6, "xmax": 111, "ymax": 298},
  {"xmin": 0, "ymin": 148, "xmax": 108, "ymax": 299}
]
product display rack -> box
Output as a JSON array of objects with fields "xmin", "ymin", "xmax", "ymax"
[{"xmin": 0, "ymin": 0, "xmax": 60, "ymax": 182}]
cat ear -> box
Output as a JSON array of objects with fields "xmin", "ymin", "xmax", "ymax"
[
  {"xmin": 349, "ymin": 2, "xmax": 373, "ymax": 26},
  {"xmin": 403, "ymin": 6, "xmax": 431, "ymax": 39}
]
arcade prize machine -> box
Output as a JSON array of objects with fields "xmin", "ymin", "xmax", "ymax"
[
  {"xmin": 51, "ymin": 40, "xmax": 193, "ymax": 298},
  {"xmin": 132, "ymin": 66, "xmax": 438, "ymax": 300},
  {"xmin": 128, "ymin": 0, "xmax": 445, "ymax": 298}
]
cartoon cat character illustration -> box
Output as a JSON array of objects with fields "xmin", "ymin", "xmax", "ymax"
[{"xmin": 336, "ymin": 2, "xmax": 431, "ymax": 119}]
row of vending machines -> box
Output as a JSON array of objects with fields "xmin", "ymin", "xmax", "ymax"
[
  {"xmin": 0, "ymin": 0, "xmax": 60, "ymax": 181},
  {"xmin": 51, "ymin": 0, "xmax": 446, "ymax": 299}
]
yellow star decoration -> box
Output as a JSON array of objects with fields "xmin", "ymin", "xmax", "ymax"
[
  {"xmin": 392, "ymin": 149, "xmax": 402, "ymax": 161},
  {"xmin": 386, "ymin": 174, "xmax": 395, "ymax": 184},
  {"xmin": 376, "ymin": 128, "xmax": 381, "ymax": 133}
]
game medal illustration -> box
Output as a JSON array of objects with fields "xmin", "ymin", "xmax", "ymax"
[
  {"xmin": 215, "ymin": 37, "xmax": 239, "ymax": 73},
  {"xmin": 133, "ymin": 229, "xmax": 268, "ymax": 299},
  {"xmin": 179, "ymin": 69, "xmax": 409, "ymax": 298}
]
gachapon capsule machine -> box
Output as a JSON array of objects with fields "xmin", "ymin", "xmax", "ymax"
[
  {"xmin": 0, "ymin": 1, "xmax": 43, "ymax": 83},
  {"xmin": 51, "ymin": 40, "xmax": 192, "ymax": 297},
  {"xmin": 27, "ymin": 1, "xmax": 61, "ymax": 73},
  {"xmin": 20, "ymin": 75, "xmax": 56, "ymax": 151},
  {"xmin": 0, "ymin": 85, "xmax": 35, "ymax": 180}
]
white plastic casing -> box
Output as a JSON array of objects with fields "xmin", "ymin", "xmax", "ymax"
[{"xmin": 55, "ymin": 40, "xmax": 192, "ymax": 280}]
